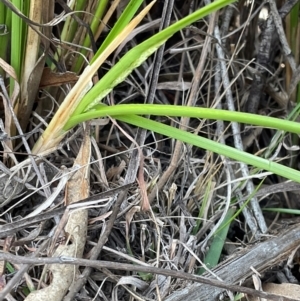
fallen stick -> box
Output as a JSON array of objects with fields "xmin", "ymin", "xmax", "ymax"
[{"xmin": 166, "ymin": 223, "xmax": 300, "ymax": 301}]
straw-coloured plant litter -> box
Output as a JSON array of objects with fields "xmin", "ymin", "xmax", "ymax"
[{"xmin": 1, "ymin": 0, "xmax": 300, "ymax": 300}]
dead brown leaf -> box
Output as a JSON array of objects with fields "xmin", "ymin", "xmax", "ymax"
[{"xmin": 39, "ymin": 68, "xmax": 79, "ymax": 88}]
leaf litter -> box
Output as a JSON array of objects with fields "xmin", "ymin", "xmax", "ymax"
[{"xmin": 1, "ymin": 1, "xmax": 300, "ymax": 301}]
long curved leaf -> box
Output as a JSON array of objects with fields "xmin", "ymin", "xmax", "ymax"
[{"xmin": 65, "ymin": 104, "xmax": 300, "ymax": 134}]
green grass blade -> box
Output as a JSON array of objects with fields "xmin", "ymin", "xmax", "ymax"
[
  {"xmin": 63, "ymin": 0, "xmax": 85, "ymax": 43},
  {"xmin": 10, "ymin": 0, "xmax": 23, "ymax": 81},
  {"xmin": 263, "ymin": 208, "xmax": 300, "ymax": 215},
  {"xmin": 192, "ymin": 180, "xmax": 212, "ymax": 235},
  {"xmin": 106, "ymin": 114, "xmax": 300, "ymax": 184},
  {"xmin": 72, "ymin": 0, "xmax": 110, "ymax": 73},
  {"xmin": 65, "ymin": 104, "xmax": 300, "ymax": 135},
  {"xmin": 197, "ymin": 208, "xmax": 235, "ymax": 275},
  {"xmin": 0, "ymin": 2, "xmax": 10, "ymax": 76},
  {"xmin": 52, "ymin": 0, "xmax": 85, "ymax": 70},
  {"xmin": 289, "ymin": 1, "xmax": 299, "ymax": 51},
  {"xmin": 0, "ymin": 2, "xmax": 6, "ymax": 24},
  {"xmin": 91, "ymin": 0, "xmax": 144, "ymax": 64}
]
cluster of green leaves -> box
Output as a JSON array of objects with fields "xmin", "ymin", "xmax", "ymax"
[{"xmin": 31, "ymin": 0, "xmax": 300, "ymax": 188}]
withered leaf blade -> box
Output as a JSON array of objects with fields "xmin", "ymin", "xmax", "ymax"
[{"xmin": 40, "ymin": 68, "xmax": 79, "ymax": 88}]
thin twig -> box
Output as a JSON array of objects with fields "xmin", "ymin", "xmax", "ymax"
[
  {"xmin": 0, "ymin": 249, "xmax": 298, "ymax": 301},
  {"xmin": 213, "ymin": 15, "xmax": 267, "ymax": 234}
]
